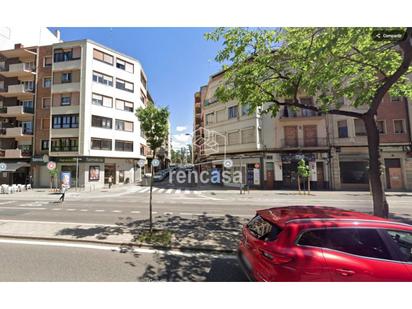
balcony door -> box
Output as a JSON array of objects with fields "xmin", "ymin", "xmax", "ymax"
[
  {"xmin": 284, "ymin": 126, "xmax": 298, "ymax": 147},
  {"xmin": 303, "ymin": 125, "xmax": 318, "ymax": 147},
  {"xmin": 22, "ymin": 80, "xmax": 34, "ymax": 91},
  {"xmin": 22, "ymin": 121, "xmax": 33, "ymax": 134}
]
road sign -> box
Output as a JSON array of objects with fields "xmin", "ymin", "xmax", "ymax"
[
  {"xmin": 47, "ymin": 161, "xmax": 56, "ymax": 171},
  {"xmin": 0, "ymin": 163, "xmax": 7, "ymax": 171},
  {"xmin": 137, "ymin": 159, "xmax": 145, "ymax": 167},
  {"xmin": 152, "ymin": 159, "xmax": 160, "ymax": 167},
  {"xmin": 223, "ymin": 159, "xmax": 233, "ymax": 168},
  {"xmin": 254, "ymin": 163, "xmax": 260, "ymax": 169}
]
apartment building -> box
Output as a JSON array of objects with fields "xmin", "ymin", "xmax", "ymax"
[
  {"xmin": 193, "ymin": 85, "xmax": 207, "ymax": 164},
  {"xmin": 328, "ymin": 94, "xmax": 412, "ymax": 191},
  {"xmin": 0, "ymin": 39, "xmax": 150, "ymax": 189},
  {"xmin": 197, "ymin": 70, "xmax": 412, "ymax": 191}
]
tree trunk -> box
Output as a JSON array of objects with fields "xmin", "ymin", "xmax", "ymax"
[
  {"xmin": 149, "ymin": 158, "xmax": 154, "ymax": 234},
  {"xmin": 297, "ymin": 175, "xmax": 301, "ymax": 194},
  {"xmin": 364, "ymin": 116, "xmax": 389, "ymax": 218},
  {"xmin": 308, "ymin": 176, "xmax": 311, "ymax": 195}
]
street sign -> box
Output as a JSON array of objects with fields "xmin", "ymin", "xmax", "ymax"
[
  {"xmin": 152, "ymin": 159, "xmax": 160, "ymax": 167},
  {"xmin": 137, "ymin": 159, "xmax": 145, "ymax": 167},
  {"xmin": 0, "ymin": 163, "xmax": 7, "ymax": 171},
  {"xmin": 223, "ymin": 159, "xmax": 233, "ymax": 168},
  {"xmin": 47, "ymin": 161, "xmax": 56, "ymax": 171}
]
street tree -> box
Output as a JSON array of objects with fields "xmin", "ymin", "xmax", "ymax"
[
  {"xmin": 136, "ymin": 102, "xmax": 170, "ymax": 233},
  {"xmin": 206, "ymin": 27, "xmax": 412, "ymax": 218},
  {"xmin": 297, "ymin": 159, "xmax": 311, "ymax": 195}
]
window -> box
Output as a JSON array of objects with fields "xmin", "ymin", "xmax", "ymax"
[
  {"xmin": 41, "ymin": 140, "xmax": 49, "ymax": 150},
  {"xmin": 42, "ymin": 97, "xmax": 51, "ymax": 109},
  {"xmin": 92, "ymin": 93, "xmax": 113, "ymax": 108},
  {"xmin": 92, "ymin": 71, "xmax": 113, "ymax": 86},
  {"xmin": 228, "ymin": 131, "xmax": 240, "ymax": 145},
  {"xmin": 61, "ymin": 72, "xmax": 72, "ymax": 83},
  {"xmin": 298, "ymin": 229, "xmax": 328, "ymax": 247},
  {"xmin": 115, "ymin": 140, "xmax": 133, "ymax": 152},
  {"xmin": 337, "ymin": 120, "xmax": 348, "ymax": 138},
  {"xmin": 140, "ymin": 90, "xmax": 146, "ymax": 104},
  {"xmin": 394, "ymin": 120, "xmax": 405, "ymax": 134},
  {"xmin": 140, "ymin": 71, "xmax": 147, "ymax": 89},
  {"xmin": 390, "ymin": 96, "xmax": 402, "ymax": 103},
  {"xmin": 228, "ymin": 105, "xmax": 238, "ymax": 119},
  {"xmin": 52, "ymin": 114, "xmax": 79, "ymax": 129},
  {"xmin": 242, "ymin": 127, "xmax": 256, "ymax": 144},
  {"xmin": 91, "ymin": 115, "xmax": 112, "ymax": 129},
  {"xmin": 116, "ymin": 58, "xmax": 134, "ymax": 73},
  {"xmin": 354, "ymin": 119, "xmax": 366, "ymax": 136},
  {"xmin": 116, "ymin": 78, "xmax": 134, "ymax": 92},
  {"xmin": 300, "ymin": 97, "xmax": 317, "ymax": 116},
  {"xmin": 44, "ymin": 56, "xmax": 52, "ymax": 67},
  {"xmin": 206, "ymin": 112, "xmax": 215, "ymax": 125},
  {"xmin": 43, "ymin": 77, "xmax": 51, "ymax": 88},
  {"xmin": 93, "ymin": 49, "xmax": 113, "ymax": 65},
  {"xmin": 41, "ymin": 118, "xmax": 50, "ymax": 130},
  {"xmin": 340, "ymin": 161, "xmax": 369, "ymax": 184},
  {"xmin": 377, "ymin": 120, "xmax": 386, "ymax": 134},
  {"xmin": 61, "ymin": 95, "xmax": 71, "ymax": 106},
  {"xmin": 0, "ymin": 80, "xmax": 4, "ymax": 90},
  {"xmin": 216, "ymin": 109, "xmax": 226, "ymax": 122},
  {"xmin": 91, "ymin": 138, "xmax": 112, "ymax": 150},
  {"xmin": 51, "ymin": 138, "xmax": 78, "ymax": 152},
  {"xmin": 115, "ymin": 119, "xmax": 134, "ymax": 132},
  {"xmin": 115, "ymin": 99, "xmax": 134, "ymax": 112},
  {"xmin": 54, "ymin": 49, "xmax": 73, "ymax": 62},
  {"xmin": 385, "ymin": 230, "xmax": 412, "ymax": 262},
  {"xmin": 246, "ymin": 215, "xmax": 281, "ymax": 241},
  {"xmin": 241, "ymin": 104, "xmax": 250, "ymax": 116}
]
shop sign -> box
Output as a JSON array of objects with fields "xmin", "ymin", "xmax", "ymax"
[
  {"xmin": 53, "ymin": 157, "xmax": 104, "ymax": 163},
  {"xmin": 281, "ymin": 153, "xmax": 316, "ymax": 162}
]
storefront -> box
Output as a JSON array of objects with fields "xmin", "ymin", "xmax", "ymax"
[{"xmin": 0, "ymin": 162, "xmax": 31, "ymax": 185}]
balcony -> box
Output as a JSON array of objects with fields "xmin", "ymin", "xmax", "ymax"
[
  {"xmin": 0, "ymin": 63, "xmax": 36, "ymax": 78},
  {"xmin": 51, "ymin": 82, "xmax": 81, "ymax": 94},
  {"xmin": 0, "ymin": 127, "xmax": 33, "ymax": 139},
  {"xmin": 0, "ymin": 48, "xmax": 36, "ymax": 60},
  {"xmin": 279, "ymin": 107, "xmax": 323, "ymax": 120},
  {"xmin": 53, "ymin": 59, "xmax": 81, "ymax": 72},
  {"xmin": 0, "ymin": 148, "xmax": 32, "ymax": 158},
  {"xmin": 280, "ymin": 137, "xmax": 328, "ymax": 148},
  {"xmin": 0, "ymin": 84, "xmax": 35, "ymax": 98},
  {"xmin": 0, "ymin": 105, "xmax": 34, "ymax": 119}
]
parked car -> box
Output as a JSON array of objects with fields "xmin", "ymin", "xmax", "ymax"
[
  {"xmin": 238, "ymin": 206, "xmax": 412, "ymax": 281},
  {"xmin": 154, "ymin": 171, "xmax": 168, "ymax": 182}
]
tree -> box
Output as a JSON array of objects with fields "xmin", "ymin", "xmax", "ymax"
[
  {"xmin": 206, "ymin": 27, "xmax": 412, "ymax": 218},
  {"xmin": 297, "ymin": 159, "xmax": 311, "ymax": 195},
  {"xmin": 48, "ymin": 169, "xmax": 58, "ymax": 190},
  {"xmin": 136, "ymin": 102, "xmax": 170, "ymax": 233}
]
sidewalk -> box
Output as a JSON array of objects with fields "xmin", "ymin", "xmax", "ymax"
[{"xmin": 0, "ymin": 214, "xmax": 246, "ymax": 253}]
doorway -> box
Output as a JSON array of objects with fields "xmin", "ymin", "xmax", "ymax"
[
  {"xmin": 316, "ymin": 161, "xmax": 325, "ymax": 189},
  {"xmin": 265, "ymin": 162, "xmax": 274, "ymax": 189},
  {"xmin": 104, "ymin": 164, "xmax": 116, "ymax": 184},
  {"xmin": 384, "ymin": 159, "xmax": 404, "ymax": 190}
]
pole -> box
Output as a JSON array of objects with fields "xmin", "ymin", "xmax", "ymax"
[
  {"xmin": 239, "ymin": 156, "xmax": 243, "ymax": 194},
  {"xmin": 76, "ymin": 157, "xmax": 79, "ymax": 191}
]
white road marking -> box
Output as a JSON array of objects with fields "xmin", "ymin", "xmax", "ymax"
[
  {"xmin": 0, "ymin": 238, "xmax": 237, "ymax": 258},
  {"xmin": 130, "ymin": 211, "xmax": 140, "ymax": 214},
  {"xmin": 52, "ymin": 208, "xmax": 62, "ymax": 211},
  {"xmin": 112, "ymin": 210, "xmax": 121, "ymax": 213},
  {"xmin": 135, "ymin": 187, "xmax": 146, "ymax": 192},
  {"xmin": 157, "ymin": 189, "xmax": 165, "ymax": 193},
  {"xmin": 139, "ymin": 187, "xmax": 150, "ymax": 193},
  {"xmin": 0, "ymin": 207, "xmax": 46, "ymax": 211},
  {"xmin": 179, "ymin": 212, "xmax": 193, "ymax": 216},
  {"xmin": 66, "ymin": 209, "xmax": 76, "ymax": 211},
  {"xmin": 95, "ymin": 210, "xmax": 105, "ymax": 212},
  {"xmin": 175, "ymin": 189, "xmax": 181, "ymax": 194},
  {"xmin": 184, "ymin": 189, "xmax": 191, "ymax": 194},
  {"xmin": 0, "ymin": 201, "xmax": 14, "ymax": 205},
  {"xmin": 194, "ymin": 191, "xmax": 202, "ymax": 194},
  {"xmin": 151, "ymin": 188, "xmax": 159, "ymax": 193},
  {"xmin": 166, "ymin": 189, "xmax": 173, "ymax": 194},
  {"xmin": 80, "ymin": 209, "xmax": 88, "ymax": 212},
  {"xmin": 152, "ymin": 211, "xmax": 158, "ymax": 214},
  {"xmin": 0, "ymin": 219, "xmax": 118, "ymax": 227}
]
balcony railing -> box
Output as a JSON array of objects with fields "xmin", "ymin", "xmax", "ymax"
[
  {"xmin": 0, "ymin": 127, "xmax": 33, "ymax": 137},
  {"xmin": 0, "ymin": 105, "xmax": 34, "ymax": 116},
  {"xmin": 51, "ymin": 146, "xmax": 78, "ymax": 152},
  {"xmin": 0, "ymin": 148, "xmax": 32, "ymax": 158},
  {"xmin": 0, "ymin": 63, "xmax": 35, "ymax": 78},
  {"xmin": 280, "ymin": 137, "xmax": 328, "ymax": 148},
  {"xmin": 280, "ymin": 107, "xmax": 322, "ymax": 119}
]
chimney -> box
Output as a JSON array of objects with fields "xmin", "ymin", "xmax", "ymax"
[{"xmin": 14, "ymin": 43, "xmax": 23, "ymax": 49}]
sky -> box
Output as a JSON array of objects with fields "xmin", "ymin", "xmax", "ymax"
[{"xmin": 50, "ymin": 27, "xmax": 223, "ymax": 150}]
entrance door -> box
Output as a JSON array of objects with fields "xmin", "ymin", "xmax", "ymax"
[
  {"xmin": 104, "ymin": 164, "xmax": 116, "ymax": 184},
  {"xmin": 384, "ymin": 159, "xmax": 404, "ymax": 190},
  {"xmin": 303, "ymin": 125, "xmax": 318, "ymax": 147},
  {"xmin": 282, "ymin": 162, "xmax": 298, "ymax": 189},
  {"xmin": 284, "ymin": 126, "xmax": 298, "ymax": 147},
  {"xmin": 316, "ymin": 162, "xmax": 325, "ymax": 190},
  {"xmin": 266, "ymin": 162, "xmax": 274, "ymax": 189}
]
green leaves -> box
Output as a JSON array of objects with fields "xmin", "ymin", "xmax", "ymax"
[
  {"xmin": 136, "ymin": 102, "xmax": 170, "ymax": 152},
  {"xmin": 205, "ymin": 27, "xmax": 411, "ymax": 117}
]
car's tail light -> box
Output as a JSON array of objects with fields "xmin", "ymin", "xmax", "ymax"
[{"xmin": 260, "ymin": 249, "xmax": 293, "ymax": 264}]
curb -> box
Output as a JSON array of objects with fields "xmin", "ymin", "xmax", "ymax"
[{"xmin": 0, "ymin": 234, "xmax": 237, "ymax": 255}]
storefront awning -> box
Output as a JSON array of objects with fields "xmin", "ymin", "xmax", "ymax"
[{"xmin": 2, "ymin": 162, "xmax": 31, "ymax": 172}]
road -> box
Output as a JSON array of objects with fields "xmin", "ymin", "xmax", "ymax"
[{"xmin": 0, "ymin": 239, "xmax": 246, "ymax": 282}]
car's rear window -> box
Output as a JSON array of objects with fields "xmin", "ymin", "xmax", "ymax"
[{"xmin": 247, "ymin": 215, "xmax": 281, "ymax": 241}]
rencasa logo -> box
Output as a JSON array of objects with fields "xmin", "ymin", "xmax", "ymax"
[{"xmin": 169, "ymin": 168, "xmax": 241, "ymax": 184}]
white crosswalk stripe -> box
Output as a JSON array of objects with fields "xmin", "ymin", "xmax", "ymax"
[
  {"xmin": 158, "ymin": 188, "xmax": 165, "ymax": 193},
  {"xmin": 151, "ymin": 188, "xmax": 159, "ymax": 193},
  {"xmin": 175, "ymin": 189, "xmax": 181, "ymax": 194},
  {"xmin": 139, "ymin": 187, "xmax": 150, "ymax": 193},
  {"xmin": 166, "ymin": 189, "xmax": 173, "ymax": 194},
  {"xmin": 184, "ymin": 189, "xmax": 191, "ymax": 194}
]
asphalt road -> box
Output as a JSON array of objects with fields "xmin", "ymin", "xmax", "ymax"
[{"xmin": 0, "ymin": 239, "xmax": 246, "ymax": 282}]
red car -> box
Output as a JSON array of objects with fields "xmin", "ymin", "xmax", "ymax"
[{"xmin": 238, "ymin": 206, "xmax": 412, "ymax": 281}]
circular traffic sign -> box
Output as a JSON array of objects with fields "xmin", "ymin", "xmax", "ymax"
[
  {"xmin": 47, "ymin": 161, "xmax": 56, "ymax": 171},
  {"xmin": 137, "ymin": 159, "xmax": 145, "ymax": 167},
  {"xmin": 0, "ymin": 162, "xmax": 7, "ymax": 171},
  {"xmin": 152, "ymin": 159, "xmax": 160, "ymax": 167},
  {"xmin": 223, "ymin": 159, "xmax": 233, "ymax": 168}
]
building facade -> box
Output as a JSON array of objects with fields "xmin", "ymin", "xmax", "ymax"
[
  {"xmin": 0, "ymin": 39, "xmax": 151, "ymax": 189},
  {"xmin": 195, "ymin": 71, "xmax": 412, "ymax": 191}
]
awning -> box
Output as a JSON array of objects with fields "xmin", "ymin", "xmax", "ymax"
[{"xmin": 2, "ymin": 162, "xmax": 31, "ymax": 172}]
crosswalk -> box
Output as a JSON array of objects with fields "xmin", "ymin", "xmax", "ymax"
[{"xmin": 135, "ymin": 187, "xmax": 202, "ymax": 195}]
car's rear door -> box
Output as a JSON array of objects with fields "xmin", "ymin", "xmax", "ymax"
[
  {"xmin": 321, "ymin": 228, "xmax": 411, "ymax": 281},
  {"xmin": 381, "ymin": 229, "xmax": 412, "ymax": 279}
]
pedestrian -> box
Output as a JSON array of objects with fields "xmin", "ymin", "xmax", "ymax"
[
  {"xmin": 59, "ymin": 182, "xmax": 66, "ymax": 203},
  {"xmin": 108, "ymin": 175, "xmax": 113, "ymax": 189}
]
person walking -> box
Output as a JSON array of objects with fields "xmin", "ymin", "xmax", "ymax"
[
  {"xmin": 59, "ymin": 182, "xmax": 67, "ymax": 203},
  {"xmin": 108, "ymin": 175, "xmax": 113, "ymax": 189}
]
